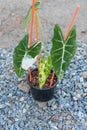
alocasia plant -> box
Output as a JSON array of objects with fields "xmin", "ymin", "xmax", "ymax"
[{"xmin": 13, "ymin": 0, "xmax": 77, "ymax": 89}]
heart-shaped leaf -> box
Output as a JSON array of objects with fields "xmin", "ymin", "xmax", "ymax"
[
  {"xmin": 27, "ymin": 41, "xmax": 42, "ymax": 58},
  {"xmin": 51, "ymin": 24, "xmax": 76, "ymax": 79},
  {"xmin": 13, "ymin": 34, "xmax": 42, "ymax": 77},
  {"xmin": 23, "ymin": 1, "xmax": 41, "ymax": 29},
  {"xmin": 39, "ymin": 55, "xmax": 51, "ymax": 88}
]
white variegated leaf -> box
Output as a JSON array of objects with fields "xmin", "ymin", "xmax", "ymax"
[
  {"xmin": 22, "ymin": 55, "xmax": 37, "ymax": 70},
  {"xmin": 13, "ymin": 34, "xmax": 42, "ymax": 77}
]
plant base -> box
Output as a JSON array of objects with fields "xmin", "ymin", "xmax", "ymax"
[{"xmin": 28, "ymin": 68, "xmax": 58, "ymax": 102}]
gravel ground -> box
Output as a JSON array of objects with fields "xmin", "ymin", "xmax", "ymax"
[{"xmin": 0, "ymin": 41, "xmax": 87, "ymax": 130}]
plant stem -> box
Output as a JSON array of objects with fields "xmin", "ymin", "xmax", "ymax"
[
  {"xmin": 35, "ymin": 0, "xmax": 40, "ymax": 73},
  {"xmin": 29, "ymin": 67, "xmax": 32, "ymax": 82},
  {"xmin": 38, "ymin": 16, "xmax": 47, "ymax": 55},
  {"xmin": 64, "ymin": 5, "xmax": 80, "ymax": 40},
  {"xmin": 37, "ymin": 55, "xmax": 40, "ymax": 71},
  {"xmin": 50, "ymin": 71, "xmax": 54, "ymax": 87},
  {"xmin": 35, "ymin": 2, "xmax": 39, "ymax": 42}
]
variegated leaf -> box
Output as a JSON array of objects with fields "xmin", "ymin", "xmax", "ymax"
[
  {"xmin": 51, "ymin": 24, "xmax": 76, "ymax": 79},
  {"xmin": 39, "ymin": 55, "xmax": 51, "ymax": 88},
  {"xmin": 13, "ymin": 34, "xmax": 42, "ymax": 77}
]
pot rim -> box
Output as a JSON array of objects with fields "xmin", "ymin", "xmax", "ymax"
[{"xmin": 27, "ymin": 68, "xmax": 58, "ymax": 90}]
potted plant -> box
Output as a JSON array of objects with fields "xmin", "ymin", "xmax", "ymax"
[{"xmin": 13, "ymin": 1, "xmax": 80, "ymax": 102}]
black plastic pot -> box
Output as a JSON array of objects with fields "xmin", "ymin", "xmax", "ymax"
[{"xmin": 28, "ymin": 69, "xmax": 58, "ymax": 102}]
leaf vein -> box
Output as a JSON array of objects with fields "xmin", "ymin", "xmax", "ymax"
[
  {"xmin": 65, "ymin": 50, "xmax": 73, "ymax": 56},
  {"xmin": 52, "ymin": 47, "xmax": 63, "ymax": 53},
  {"xmin": 54, "ymin": 57, "xmax": 62, "ymax": 64}
]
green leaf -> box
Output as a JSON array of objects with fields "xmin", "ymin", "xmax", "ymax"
[
  {"xmin": 51, "ymin": 24, "xmax": 76, "ymax": 79},
  {"xmin": 23, "ymin": 7, "xmax": 32, "ymax": 29},
  {"xmin": 35, "ymin": 1, "xmax": 41, "ymax": 8},
  {"xmin": 13, "ymin": 34, "xmax": 29, "ymax": 77},
  {"xmin": 39, "ymin": 55, "xmax": 51, "ymax": 89},
  {"xmin": 23, "ymin": 1, "xmax": 41, "ymax": 29},
  {"xmin": 13, "ymin": 34, "xmax": 42, "ymax": 77},
  {"xmin": 27, "ymin": 42, "xmax": 42, "ymax": 58}
]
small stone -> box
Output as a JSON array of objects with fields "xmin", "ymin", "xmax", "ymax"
[
  {"xmin": 76, "ymin": 83, "xmax": 82, "ymax": 89},
  {"xmin": 67, "ymin": 115, "xmax": 72, "ymax": 120},
  {"xmin": 48, "ymin": 99, "xmax": 56, "ymax": 107},
  {"xmin": 82, "ymin": 82, "xmax": 87, "ymax": 87},
  {"xmin": 8, "ymin": 93, "xmax": 12, "ymax": 97},
  {"xmin": 83, "ymin": 88, "xmax": 87, "ymax": 93},
  {"xmin": 10, "ymin": 125, "xmax": 14, "ymax": 130},
  {"xmin": 0, "ymin": 104, "xmax": 5, "ymax": 109},
  {"xmin": 23, "ymin": 108, "xmax": 27, "ymax": 113},
  {"xmin": 19, "ymin": 121, "xmax": 25, "ymax": 128},
  {"xmin": 58, "ymin": 123, "xmax": 62, "ymax": 129},
  {"xmin": 18, "ymin": 81, "xmax": 30, "ymax": 93},
  {"xmin": 78, "ymin": 111, "xmax": 84, "ymax": 119},
  {"xmin": 5, "ymin": 102, "xmax": 12, "ymax": 107},
  {"xmin": 20, "ymin": 97, "xmax": 25, "ymax": 101},
  {"xmin": 8, "ymin": 117, "xmax": 15, "ymax": 125},
  {"xmin": 51, "ymin": 115, "xmax": 57, "ymax": 122},
  {"xmin": 66, "ymin": 120, "xmax": 71, "ymax": 125},
  {"xmin": 62, "ymin": 91, "xmax": 67, "ymax": 97},
  {"xmin": 25, "ymin": 105, "xmax": 29, "ymax": 111},
  {"xmin": 81, "ymin": 71, "xmax": 87, "ymax": 79},
  {"xmin": 76, "ymin": 124, "xmax": 83, "ymax": 130},
  {"xmin": 73, "ymin": 96, "xmax": 79, "ymax": 101},
  {"xmin": 10, "ymin": 69, "xmax": 14, "ymax": 74},
  {"xmin": 0, "ymin": 126, "xmax": 5, "ymax": 130},
  {"xmin": 80, "ymin": 77, "xmax": 84, "ymax": 82},
  {"xmin": 36, "ymin": 101, "xmax": 47, "ymax": 108},
  {"xmin": 51, "ymin": 103, "xmax": 59, "ymax": 110},
  {"xmin": 42, "ymin": 106, "xmax": 48, "ymax": 110},
  {"xmin": 37, "ymin": 125, "xmax": 42, "ymax": 130},
  {"xmin": 50, "ymin": 123, "xmax": 58, "ymax": 130},
  {"xmin": 15, "ymin": 118, "xmax": 19, "ymax": 121},
  {"xmin": 73, "ymin": 93, "xmax": 81, "ymax": 101},
  {"xmin": 72, "ymin": 127, "xmax": 75, "ymax": 130}
]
